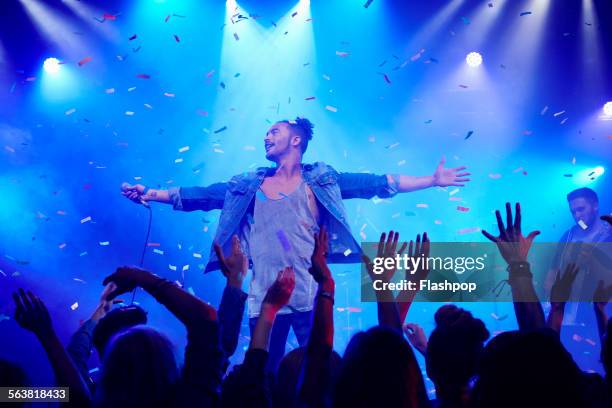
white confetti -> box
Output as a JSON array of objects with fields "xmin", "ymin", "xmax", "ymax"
[
  {"xmin": 80, "ymin": 216, "xmax": 92, "ymax": 224},
  {"xmin": 578, "ymin": 220, "xmax": 588, "ymax": 230},
  {"xmin": 325, "ymin": 105, "xmax": 338, "ymax": 112},
  {"xmin": 175, "ymin": 158, "xmax": 184, "ymax": 163},
  {"xmin": 416, "ymin": 203, "xmax": 429, "ymax": 208},
  {"xmin": 193, "ymin": 253, "xmax": 202, "ymax": 258},
  {"xmin": 65, "ymin": 108, "xmax": 76, "ymax": 116},
  {"xmin": 128, "ymin": 86, "xmax": 136, "ymax": 92},
  {"xmin": 449, "ymin": 188, "xmax": 459, "ymax": 196},
  {"xmin": 105, "ymin": 88, "xmax": 115, "ymax": 94},
  {"xmin": 213, "ymin": 148, "xmax": 225, "ymax": 154},
  {"xmin": 343, "ymin": 249, "xmax": 352, "ymax": 256},
  {"xmin": 182, "ymin": 265, "xmax": 190, "ymax": 271},
  {"xmin": 169, "ymin": 264, "xmax": 177, "ymax": 271},
  {"xmin": 70, "ymin": 302, "xmax": 79, "ymax": 311},
  {"xmin": 178, "ymin": 146, "xmax": 190, "ymax": 153},
  {"xmin": 153, "ymin": 249, "xmax": 164, "ymax": 255},
  {"xmin": 99, "ymin": 241, "xmax": 110, "ymax": 246},
  {"xmin": 125, "ymin": 111, "xmax": 135, "ymax": 116}
]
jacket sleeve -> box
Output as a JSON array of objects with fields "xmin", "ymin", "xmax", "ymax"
[
  {"xmin": 66, "ymin": 319, "xmax": 97, "ymax": 390},
  {"xmin": 336, "ymin": 170, "xmax": 398, "ymax": 199},
  {"xmin": 168, "ymin": 182, "xmax": 228, "ymax": 212}
]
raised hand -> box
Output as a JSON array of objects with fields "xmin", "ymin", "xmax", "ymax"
[
  {"xmin": 13, "ymin": 289, "xmax": 53, "ymax": 338},
  {"xmin": 482, "ymin": 202, "xmax": 540, "ymax": 264},
  {"xmin": 262, "ymin": 267, "xmax": 296, "ymax": 313},
  {"xmin": 362, "ymin": 231, "xmax": 408, "ymax": 283},
  {"xmin": 102, "ymin": 266, "xmax": 153, "ymax": 300},
  {"xmin": 91, "ymin": 282, "xmax": 123, "ymax": 322},
  {"xmin": 403, "ymin": 323, "xmax": 428, "ymax": 356},
  {"xmin": 215, "ymin": 235, "xmax": 248, "ymax": 289},
  {"xmin": 406, "ymin": 232, "xmax": 430, "ymax": 282},
  {"xmin": 550, "ymin": 263, "xmax": 579, "ymax": 303},
  {"xmin": 309, "ymin": 226, "xmax": 332, "ymax": 284},
  {"xmin": 432, "ymin": 156, "xmax": 471, "ymax": 187}
]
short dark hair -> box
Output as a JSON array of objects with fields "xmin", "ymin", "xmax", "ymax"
[
  {"xmin": 92, "ymin": 305, "xmax": 148, "ymax": 355},
  {"xmin": 279, "ymin": 117, "xmax": 314, "ymax": 153},
  {"xmin": 567, "ymin": 187, "xmax": 598, "ymax": 204}
]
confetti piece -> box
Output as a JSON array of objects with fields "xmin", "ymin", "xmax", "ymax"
[
  {"xmin": 78, "ymin": 56, "xmax": 92, "ymax": 66},
  {"xmin": 103, "ymin": 13, "xmax": 117, "ymax": 21},
  {"xmin": 169, "ymin": 264, "xmax": 177, "ymax": 271},
  {"xmin": 214, "ymin": 126, "xmax": 227, "ymax": 134},
  {"xmin": 425, "ymin": 119, "xmax": 433, "ymax": 124},
  {"xmin": 178, "ymin": 146, "xmax": 190, "ymax": 153},
  {"xmin": 59, "ymin": 243, "xmax": 67, "ymax": 249},
  {"xmin": 220, "ymin": 82, "xmax": 226, "ymax": 89},
  {"xmin": 128, "ymin": 86, "xmax": 136, "ymax": 92},
  {"xmin": 233, "ymin": 33, "xmax": 239, "ymax": 41},
  {"xmin": 80, "ymin": 216, "xmax": 92, "ymax": 224},
  {"xmin": 129, "ymin": 34, "xmax": 138, "ymax": 41},
  {"xmin": 397, "ymin": 160, "xmax": 406, "ymax": 166},
  {"xmin": 174, "ymin": 34, "xmax": 180, "ymax": 42},
  {"xmin": 164, "ymin": 92, "xmax": 175, "ymax": 97},
  {"xmin": 125, "ymin": 111, "xmax": 135, "ymax": 116},
  {"xmin": 465, "ymin": 130, "xmax": 474, "ymax": 140},
  {"xmin": 99, "ymin": 241, "xmax": 110, "ymax": 246},
  {"xmin": 305, "ymin": 96, "xmax": 316, "ymax": 100},
  {"xmin": 276, "ymin": 230, "xmax": 292, "ymax": 252},
  {"xmin": 449, "ymin": 188, "xmax": 459, "ymax": 196},
  {"xmin": 70, "ymin": 302, "xmax": 79, "ymax": 311},
  {"xmin": 553, "ymin": 110, "xmax": 565, "ymax": 117},
  {"xmin": 364, "ymin": 0, "xmax": 374, "ymax": 8},
  {"xmin": 165, "ymin": 14, "xmax": 171, "ymax": 22},
  {"xmin": 175, "ymin": 158, "xmax": 184, "ymax": 163},
  {"xmin": 57, "ymin": 210, "xmax": 67, "ymax": 215},
  {"xmin": 560, "ymin": 118, "xmax": 568, "ymax": 125},
  {"xmin": 585, "ymin": 338, "xmax": 596, "ymax": 346},
  {"xmin": 578, "ymin": 220, "xmax": 588, "ymax": 230},
  {"xmin": 520, "ymin": 11, "xmax": 532, "ymax": 16},
  {"xmin": 343, "ymin": 249, "xmax": 352, "ymax": 256},
  {"xmin": 416, "ymin": 203, "xmax": 428, "ymax": 208},
  {"xmin": 325, "ymin": 105, "xmax": 338, "ymax": 112},
  {"xmin": 73, "ymin": 278, "xmax": 86, "ymax": 283},
  {"xmin": 187, "ymin": 287, "xmax": 195, "ymax": 295},
  {"xmin": 322, "ymin": 74, "xmax": 331, "ymax": 80},
  {"xmin": 572, "ymin": 334, "xmax": 583, "ymax": 342},
  {"xmin": 243, "ymin": 145, "xmax": 255, "ymax": 151},
  {"xmin": 489, "ymin": 173, "xmax": 502, "ymax": 179},
  {"xmin": 144, "ymin": 103, "xmax": 153, "ymax": 109},
  {"xmin": 336, "ymin": 51, "xmax": 350, "ymax": 57},
  {"xmin": 193, "ymin": 253, "xmax": 202, "ymax": 258},
  {"xmin": 392, "ymin": 212, "xmax": 401, "ymax": 218},
  {"xmin": 434, "ymin": 220, "xmax": 442, "ymax": 225},
  {"xmin": 383, "ymin": 74, "xmax": 391, "ymax": 84},
  {"xmin": 491, "ymin": 313, "xmax": 508, "ymax": 321},
  {"xmin": 206, "ymin": 70, "xmax": 215, "ymax": 78},
  {"xmin": 105, "ymin": 88, "xmax": 115, "ymax": 94},
  {"xmin": 79, "ymin": 251, "xmax": 88, "ymax": 257},
  {"xmin": 386, "ymin": 142, "xmax": 400, "ymax": 149},
  {"xmin": 65, "ymin": 108, "xmax": 76, "ymax": 116},
  {"xmin": 459, "ymin": 84, "xmax": 469, "ymax": 88},
  {"xmin": 213, "ymin": 148, "xmax": 225, "ymax": 154},
  {"xmin": 541, "ymin": 105, "xmax": 549, "ymax": 115},
  {"xmin": 182, "ymin": 265, "xmax": 190, "ymax": 271},
  {"xmin": 457, "ymin": 206, "xmax": 470, "ymax": 212},
  {"xmin": 5, "ymin": 146, "xmax": 15, "ymax": 153},
  {"xmin": 457, "ymin": 227, "xmax": 481, "ymax": 234},
  {"xmin": 136, "ymin": 74, "xmax": 150, "ymax": 79}
]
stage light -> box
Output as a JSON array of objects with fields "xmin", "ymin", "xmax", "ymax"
[
  {"xmin": 43, "ymin": 57, "xmax": 60, "ymax": 74},
  {"xmin": 603, "ymin": 102, "xmax": 612, "ymax": 117},
  {"xmin": 465, "ymin": 52, "xmax": 482, "ymax": 68}
]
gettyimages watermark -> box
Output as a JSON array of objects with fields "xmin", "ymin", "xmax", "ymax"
[{"xmin": 360, "ymin": 242, "xmax": 612, "ymax": 302}]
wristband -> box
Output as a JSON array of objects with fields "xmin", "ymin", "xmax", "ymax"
[{"xmin": 507, "ymin": 262, "xmax": 532, "ymax": 278}]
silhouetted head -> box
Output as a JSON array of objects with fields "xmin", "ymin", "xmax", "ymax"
[
  {"xmin": 274, "ymin": 346, "xmax": 342, "ymax": 408},
  {"xmin": 426, "ymin": 305, "xmax": 489, "ymax": 399},
  {"xmin": 92, "ymin": 305, "xmax": 147, "ymax": 356},
  {"xmin": 0, "ymin": 359, "xmax": 28, "ymax": 407},
  {"xmin": 334, "ymin": 326, "xmax": 428, "ymax": 408},
  {"xmin": 567, "ymin": 187, "xmax": 599, "ymax": 228},
  {"xmin": 471, "ymin": 329, "xmax": 585, "ymax": 408},
  {"xmin": 95, "ymin": 326, "xmax": 179, "ymax": 408},
  {"xmin": 264, "ymin": 117, "xmax": 314, "ymax": 162}
]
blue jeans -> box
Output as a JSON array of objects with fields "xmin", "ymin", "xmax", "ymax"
[{"xmin": 249, "ymin": 310, "xmax": 312, "ymax": 373}]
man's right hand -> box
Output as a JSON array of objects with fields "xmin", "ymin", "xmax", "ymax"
[{"xmin": 121, "ymin": 183, "xmax": 148, "ymax": 204}]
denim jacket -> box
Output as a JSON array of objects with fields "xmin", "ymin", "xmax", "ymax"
[{"xmin": 170, "ymin": 162, "xmax": 397, "ymax": 273}]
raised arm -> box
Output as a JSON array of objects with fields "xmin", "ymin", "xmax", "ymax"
[
  {"xmin": 121, "ymin": 182, "xmax": 228, "ymax": 211},
  {"xmin": 397, "ymin": 232, "xmax": 430, "ymax": 323},
  {"xmin": 362, "ymin": 231, "xmax": 407, "ymax": 333},
  {"xmin": 13, "ymin": 289, "xmax": 92, "ymax": 407},
  {"xmin": 482, "ymin": 202, "xmax": 545, "ymax": 331},
  {"xmin": 299, "ymin": 227, "xmax": 335, "ymax": 406},
  {"xmin": 103, "ymin": 266, "xmax": 217, "ymax": 328},
  {"xmin": 214, "ymin": 235, "xmax": 248, "ymax": 361},
  {"xmin": 546, "ymin": 263, "xmax": 579, "ymax": 333}
]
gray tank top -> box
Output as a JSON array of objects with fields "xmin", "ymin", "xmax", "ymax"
[{"xmin": 246, "ymin": 181, "xmax": 319, "ymax": 317}]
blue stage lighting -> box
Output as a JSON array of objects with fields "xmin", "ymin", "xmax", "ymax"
[
  {"xmin": 43, "ymin": 57, "xmax": 60, "ymax": 74},
  {"xmin": 465, "ymin": 52, "xmax": 483, "ymax": 67},
  {"xmin": 603, "ymin": 101, "xmax": 612, "ymax": 117}
]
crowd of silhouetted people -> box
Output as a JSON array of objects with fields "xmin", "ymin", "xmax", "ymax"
[{"xmin": 3, "ymin": 204, "xmax": 612, "ymax": 408}]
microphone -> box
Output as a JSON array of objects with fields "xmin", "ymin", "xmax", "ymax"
[{"xmin": 121, "ymin": 182, "xmax": 151, "ymax": 208}]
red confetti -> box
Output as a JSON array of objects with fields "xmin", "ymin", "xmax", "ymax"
[
  {"xmin": 147, "ymin": 243, "xmax": 161, "ymax": 247},
  {"xmin": 174, "ymin": 34, "xmax": 180, "ymax": 42},
  {"xmin": 129, "ymin": 34, "xmax": 138, "ymax": 41},
  {"xmin": 136, "ymin": 74, "xmax": 150, "ymax": 79},
  {"xmin": 457, "ymin": 206, "xmax": 470, "ymax": 212},
  {"xmin": 206, "ymin": 70, "xmax": 215, "ymax": 78},
  {"xmin": 78, "ymin": 56, "xmax": 92, "ymax": 66},
  {"xmin": 103, "ymin": 13, "xmax": 117, "ymax": 21}
]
